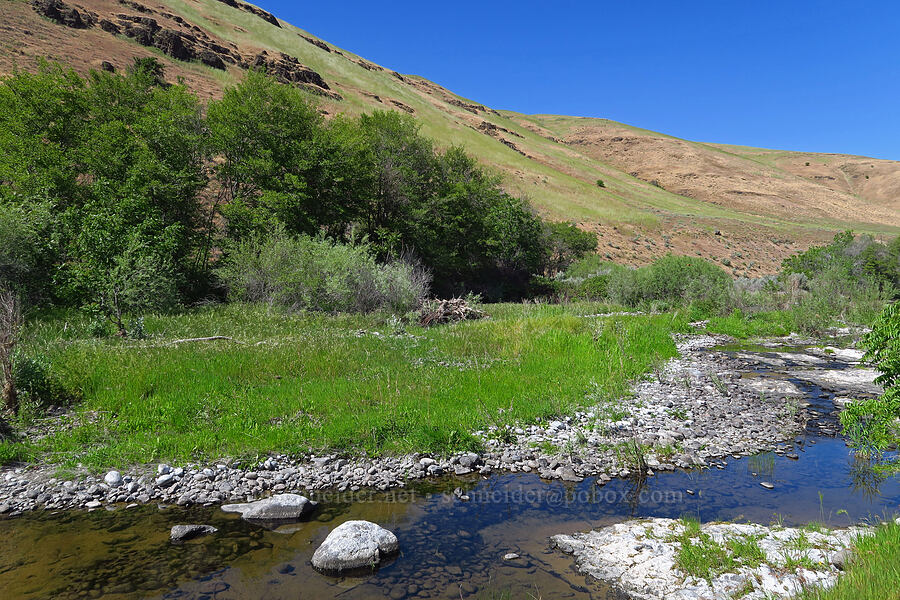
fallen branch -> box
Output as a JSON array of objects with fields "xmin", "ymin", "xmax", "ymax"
[{"xmin": 167, "ymin": 336, "xmax": 239, "ymax": 345}]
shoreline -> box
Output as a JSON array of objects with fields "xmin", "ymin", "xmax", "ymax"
[{"xmin": 0, "ymin": 333, "xmax": 864, "ymax": 516}]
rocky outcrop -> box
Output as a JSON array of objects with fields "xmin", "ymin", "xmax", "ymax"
[
  {"xmin": 152, "ymin": 29, "xmax": 195, "ymax": 61},
  {"xmin": 212, "ymin": 0, "xmax": 280, "ymax": 28},
  {"xmin": 311, "ymin": 520, "xmax": 399, "ymax": 574},
  {"xmin": 389, "ymin": 99, "xmax": 414, "ymax": 114},
  {"xmin": 249, "ymin": 51, "xmax": 330, "ymax": 89},
  {"xmin": 198, "ymin": 50, "xmax": 226, "ymax": 71},
  {"xmin": 31, "ymin": 0, "xmax": 95, "ymax": 29},
  {"xmin": 477, "ymin": 120, "xmax": 524, "ymax": 139},
  {"xmin": 300, "ymin": 34, "xmax": 331, "ymax": 52},
  {"xmin": 29, "ymin": 0, "xmax": 330, "ymax": 91},
  {"xmin": 355, "ymin": 58, "xmax": 383, "ymax": 72}
]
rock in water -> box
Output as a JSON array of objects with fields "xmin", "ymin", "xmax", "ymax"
[
  {"xmin": 170, "ymin": 524, "xmax": 217, "ymax": 543},
  {"xmin": 311, "ymin": 520, "xmax": 399, "ymax": 573},
  {"xmin": 221, "ymin": 493, "xmax": 317, "ymax": 521}
]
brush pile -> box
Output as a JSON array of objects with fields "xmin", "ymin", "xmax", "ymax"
[{"xmin": 418, "ymin": 298, "xmax": 486, "ymax": 327}]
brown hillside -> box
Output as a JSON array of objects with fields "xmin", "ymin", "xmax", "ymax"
[{"xmin": 1, "ymin": 0, "xmax": 898, "ymax": 277}]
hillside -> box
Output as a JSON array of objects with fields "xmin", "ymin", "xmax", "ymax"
[{"xmin": 2, "ymin": 0, "xmax": 898, "ymax": 276}]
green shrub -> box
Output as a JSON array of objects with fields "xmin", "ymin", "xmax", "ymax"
[
  {"xmin": 575, "ymin": 275, "xmax": 611, "ymax": 300},
  {"xmin": 840, "ymin": 303, "xmax": 900, "ymax": 454},
  {"xmin": 219, "ymin": 227, "xmax": 429, "ymax": 314},
  {"xmin": 608, "ymin": 255, "xmax": 732, "ymax": 316}
]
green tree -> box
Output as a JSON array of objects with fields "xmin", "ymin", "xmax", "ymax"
[{"xmin": 207, "ymin": 70, "xmax": 345, "ymax": 241}]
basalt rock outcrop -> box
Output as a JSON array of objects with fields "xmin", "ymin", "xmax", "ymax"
[{"xmin": 29, "ymin": 0, "xmax": 331, "ymax": 90}]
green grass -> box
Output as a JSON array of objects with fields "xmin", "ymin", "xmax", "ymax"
[
  {"xmin": 798, "ymin": 520, "xmax": 900, "ymax": 600},
  {"xmin": 705, "ymin": 310, "xmax": 794, "ymax": 338},
  {"xmin": 4, "ymin": 303, "xmax": 690, "ymax": 470}
]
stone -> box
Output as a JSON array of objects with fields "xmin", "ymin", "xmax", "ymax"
[
  {"xmin": 104, "ymin": 471, "xmax": 123, "ymax": 487},
  {"xmin": 156, "ymin": 474, "xmax": 176, "ymax": 487},
  {"xmin": 831, "ymin": 548, "xmax": 852, "ymax": 571},
  {"xmin": 221, "ymin": 493, "xmax": 317, "ymax": 521},
  {"xmin": 170, "ymin": 524, "xmax": 217, "ymax": 542},
  {"xmin": 503, "ymin": 552, "xmax": 520, "ymax": 560},
  {"xmin": 458, "ymin": 453, "xmax": 481, "ymax": 468},
  {"xmin": 760, "ymin": 481, "xmax": 775, "ymax": 490},
  {"xmin": 311, "ymin": 520, "xmax": 399, "ymax": 573}
]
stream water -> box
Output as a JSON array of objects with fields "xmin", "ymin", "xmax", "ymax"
[{"xmin": 2, "ymin": 344, "xmax": 899, "ymax": 600}]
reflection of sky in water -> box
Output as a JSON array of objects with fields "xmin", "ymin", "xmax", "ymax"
[{"xmin": 2, "ymin": 346, "xmax": 899, "ymax": 600}]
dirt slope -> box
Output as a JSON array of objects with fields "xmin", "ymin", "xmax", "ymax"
[{"xmin": 1, "ymin": 0, "xmax": 898, "ymax": 276}]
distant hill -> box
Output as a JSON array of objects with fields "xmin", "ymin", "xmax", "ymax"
[{"xmin": 3, "ymin": 0, "xmax": 898, "ymax": 275}]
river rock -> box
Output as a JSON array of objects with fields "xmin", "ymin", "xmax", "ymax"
[
  {"xmin": 831, "ymin": 548, "xmax": 852, "ymax": 571},
  {"xmin": 170, "ymin": 524, "xmax": 217, "ymax": 542},
  {"xmin": 311, "ymin": 520, "xmax": 399, "ymax": 573},
  {"xmin": 104, "ymin": 471, "xmax": 123, "ymax": 487},
  {"xmin": 221, "ymin": 493, "xmax": 317, "ymax": 521}
]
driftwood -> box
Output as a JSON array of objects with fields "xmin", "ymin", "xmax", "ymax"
[
  {"xmin": 167, "ymin": 336, "xmax": 237, "ymax": 345},
  {"xmin": 418, "ymin": 298, "xmax": 486, "ymax": 327}
]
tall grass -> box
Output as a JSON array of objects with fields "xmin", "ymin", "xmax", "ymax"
[
  {"xmin": 798, "ymin": 520, "xmax": 900, "ymax": 600},
  {"xmin": 4, "ymin": 303, "xmax": 689, "ymax": 469}
]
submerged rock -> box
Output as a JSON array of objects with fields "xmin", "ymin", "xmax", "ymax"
[
  {"xmin": 170, "ymin": 524, "xmax": 217, "ymax": 542},
  {"xmin": 222, "ymin": 493, "xmax": 317, "ymax": 521},
  {"xmin": 311, "ymin": 520, "xmax": 399, "ymax": 573}
]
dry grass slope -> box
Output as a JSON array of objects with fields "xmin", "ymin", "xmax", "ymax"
[{"xmin": 1, "ymin": 0, "xmax": 897, "ymax": 276}]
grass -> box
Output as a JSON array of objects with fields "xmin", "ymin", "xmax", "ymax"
[
  {"xmin": 670, "ymin": 516, "xmax": 769, "ymax": 582},
  {"xmin": 797, "ymin": 520, "xmax": 900, "ymax": 600},
  {"xmin": 2, "ymin": 302, "xmax": 690, "ymax": 470},
  {"xmin": 705, "ymin": 309, "xmax": 794, "ymax": 338}
]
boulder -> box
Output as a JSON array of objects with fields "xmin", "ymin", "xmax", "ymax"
[
  {"xmin": 221, "ymin": 493, "xmax": 317, "ymax": 521},
  {"xmin": 311, "ymin": 520, "xmax": 399, "ymax": 573},
  {"xmin": 170, "ymin": 524, "xmax": 217, "ymax": 543}
]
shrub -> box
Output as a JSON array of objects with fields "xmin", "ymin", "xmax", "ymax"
[
  {"xmin": 608, "ymin": 255, "xmax": 732, "ymax": 315},
  {"xmin": 577, "ymin": 274, "xmax": 611, "ymax": 300},
  {"xmin": 840, "ymin": 303, "xmax": 900, "ymax": 454},
  {"xmin": 596, "ymin": 179, "xmax": 605, "ymax": 188},
  {"xmin": 541, "ymin": 222, "xmax": 598, "ymax": 275},
  {"xmin": 220, "ymin": 227, "xmax": 429, "ymax": 314}
]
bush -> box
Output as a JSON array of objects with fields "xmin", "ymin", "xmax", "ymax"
[
  {"xmin": 608, "ymin": 255, "xmax": 732, "ymax": 315},
  {"xmin": 840, "ymin": 303, "xmax": 900, "ymax": 454},
  {"xmin": 220, "ymin": 227, "xmax": 429, "ymax": 314}
]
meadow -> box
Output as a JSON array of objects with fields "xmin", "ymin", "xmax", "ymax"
[{"xmin": 1, "ymin": 302, "xmax": 689, "ymax": 469}]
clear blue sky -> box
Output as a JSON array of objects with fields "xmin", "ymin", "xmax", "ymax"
[{"xmin": 257, "ymin": 1, "xmax": 900, "ymax": 160}]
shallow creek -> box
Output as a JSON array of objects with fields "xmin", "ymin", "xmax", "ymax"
[{"xmin": 1, "ymin": 343, "xmax": 898, "ymax": 600}]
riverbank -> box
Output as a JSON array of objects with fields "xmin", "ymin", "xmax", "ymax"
[
  {"xmin": 1, "ymin": 327, "xmax": 875, "ymax": 516},
  {"xmin": 552, "ymin": 516, "xmax": 888, "ymax": 600}
]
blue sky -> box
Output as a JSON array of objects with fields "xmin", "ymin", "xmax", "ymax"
[{"xmin": 257, "ymin": 1, "xmax": 900, "ymax": 159}]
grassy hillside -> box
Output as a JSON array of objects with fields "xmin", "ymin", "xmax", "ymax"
[{"xmin": 2, "ymin": 0, "xmax": 898, "ymax": 276}]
